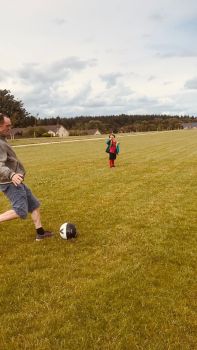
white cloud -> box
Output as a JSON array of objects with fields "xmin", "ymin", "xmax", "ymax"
[
  {"xmin": 149, "ymin": 13, "xmax": 166, "ymax": 22},
  {"xmin": 100, "ymin": 73, "xmax": 123, "ymax": 88},
  {"xmin": 184, "ymin": 77, "xmax": 197, "ymax": 89},
  {"xmin": 16, "ymin": 57, "xmax": 96, "ymax": 88},
  {"xmin": 53, "ymin": 18, "xmax": 68, "ymax": 26},
  {"xmin": 155, "ymin": 47, "xmax": 197, "ymax": 58},
  {"xmin": 0, "ymin": 0, "xmax": 197, "ymax": 117}
]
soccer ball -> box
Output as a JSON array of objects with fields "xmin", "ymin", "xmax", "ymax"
[{"xmin": 60, "ymin": 222, "xmax": 77, "ymax": 240}]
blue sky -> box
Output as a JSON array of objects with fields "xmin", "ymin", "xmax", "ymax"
[{"xmin": 0, "ymin": 0, "xmax": 197, "ymax": 117}]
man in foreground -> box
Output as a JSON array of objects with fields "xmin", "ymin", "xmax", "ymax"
[{"xmin": 0, "ymin": 112, "xmax": 53, "ymax": 241}]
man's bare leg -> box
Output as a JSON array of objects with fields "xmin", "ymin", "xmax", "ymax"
[
  {"xmin": 0, "ymin": 210, "xmax": 19, "ymax": 222},
  {"xmin": 31, "ymin": 207, "xmax": 42, "ymax": 229},
  {"xmin": 31, "ymin": 208, "xmax": 53, "ymax": 240}
]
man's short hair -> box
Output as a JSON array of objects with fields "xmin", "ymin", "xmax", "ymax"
[{"xmin": 0, "ymin": 112, "xmax": 10, "ymax": 125}]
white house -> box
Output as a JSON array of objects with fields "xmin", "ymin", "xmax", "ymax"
[
  {"xmin": 86, "ymin": 129, "xmax": 101, "ymax": 136},
  {"xmin": 9, "ymin": 124, "xmax": 69, "ymax": 138},
  {"xmin": 43, "ymin": 125, "xmax": 69, "ymax": 137},
  {"xmin": 182, "ymin": 122, "xmax": 197, "ymax": 129}
]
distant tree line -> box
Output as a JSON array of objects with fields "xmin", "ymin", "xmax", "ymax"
[
  {"xmin": 37, "ymin": 114, "xmax": 195, "ymax": 133},
  {"xmin": 0, "ymin": 89, "xmax": 196, "ymax": 133}
]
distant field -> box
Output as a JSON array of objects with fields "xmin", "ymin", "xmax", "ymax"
[
  {"xmin": 9, "ymin": 134, "xmax": 107, "ymax": 147},
  {"xmin": 8, "ymin": 130, "xmax": 178, "ymax": 146},
  {"xmin": 0, "ymin": 130, "xmax": 196, "ymax": 350}
]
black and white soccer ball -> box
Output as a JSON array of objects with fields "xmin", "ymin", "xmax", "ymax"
[{"xmin": 60, "ymin": 222, "xmax": 77, "ymax": 240}]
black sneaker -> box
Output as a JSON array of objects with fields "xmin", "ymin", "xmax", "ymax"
[{"xmin": 36, "ymin": 231, "xmax": 54, "ymax": 241}]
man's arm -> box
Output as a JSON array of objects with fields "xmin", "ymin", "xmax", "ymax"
[
  {"xmin": 11, "ymin": 173, "xmax": 24, "ymax": 186},
  {"xmin": 0, "ymin": 144, "xmax": 13, "ymax": 182}
]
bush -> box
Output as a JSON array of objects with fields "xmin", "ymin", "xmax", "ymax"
[{"xmin": 42, "ymin": 133, "xmax": 51, "ymax": 137}]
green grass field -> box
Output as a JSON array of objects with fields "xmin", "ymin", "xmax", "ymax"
[{"xmin": 0, "ymin": 130, "xmax": 196, "ymax": 350}]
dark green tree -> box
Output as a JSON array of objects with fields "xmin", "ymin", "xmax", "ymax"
[{"xmin": 0, "ymin": 89, "xmax": 32, "ymax": 127}]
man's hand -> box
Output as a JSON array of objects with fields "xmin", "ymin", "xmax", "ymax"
[{"xmin": 11, "ymin": 174, "xmax": 24, "ymax": 186}]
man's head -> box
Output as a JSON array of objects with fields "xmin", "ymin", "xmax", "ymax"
[{"xmin": 0, "ymin": 113, "xmax": 12, "ymax": 136}]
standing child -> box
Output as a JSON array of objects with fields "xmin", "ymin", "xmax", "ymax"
[{"xmin": 106, "ymin": 134, "xmax": 120, "ymax": 168}]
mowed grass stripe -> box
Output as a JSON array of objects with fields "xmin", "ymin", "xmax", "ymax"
[
  {"xmin": 11, "ymin": 129, "xmax": 181, "ymax": 148},
  {"xmin": 0, "ymin": 130, "xmax": 196, "ymax": 350}
]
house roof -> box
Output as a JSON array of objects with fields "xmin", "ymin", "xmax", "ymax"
[
  {"xmin": 42, "ymin": 125, "xmax": 65, "ymax": 132},
  {"xmin": 182, "ymin": 122, "xmax": 197, "ymax": 128},
  {"xmin": 10, "ymin": 124, "xmax": 67, "ymax": 135}
]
